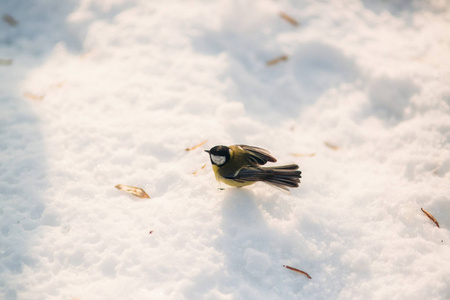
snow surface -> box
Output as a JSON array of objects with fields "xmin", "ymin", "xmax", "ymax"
[{"xmin": 1, "ymin": 0, "xmax": 450, "ymax": 299}]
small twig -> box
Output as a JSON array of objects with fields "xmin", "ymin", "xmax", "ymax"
[
  {"xmin": 266, "ymin": 55, "xmax": 288, "ymax": 66},
  {"xmin": 186, "ymin": 140, "xmax": 208, "ymax": 151},
  {"xmin": 279, "ymin": 12, "xmax": 299, "ymax": 27},
  {"xmin": 192, "ymin": 163, "xmax": 207, "ymax": 175},
  {"xmin": 23, "ymin": 81, "xmax": 66, "ymax": 102},
  {"xmin": 324, "ymin": 142, "xmax": 339, "ymax": 151},
  {"xmin": 283, "ymin": 265, "xmax": 312, "ymax": 279},
  {"xmin": 291, "ymin": 153, "xmax": 316, "ymax": 157},
  {"xmin": 2, "ymin": 14, "xmax": 18, "ymax": 27},
  {"xmin": 421, "ymin": 208, "xmax": 440, "ymax": 228},
  {"xmin": 24, "ymin": 92, "xmax": 45, "ymax": 101}
]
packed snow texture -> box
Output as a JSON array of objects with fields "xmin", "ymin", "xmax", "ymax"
[{"xmin": 1, "ymin": 0, "xmax": 450, "ymax": 299}]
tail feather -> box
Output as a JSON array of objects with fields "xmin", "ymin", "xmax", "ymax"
[
  {"xmin": 235, "ymin": 164, "xmax": 302, "ymax": 191},
  {"xmin": 263, "ymin": 164, "xmax": 299, "ymax": 171},
  {"xmin": 262, "ymin": 164, "xmax": 301, "ymax": 190}
]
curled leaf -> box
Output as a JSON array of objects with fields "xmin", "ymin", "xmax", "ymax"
[
  {"xmin": 115, "ymin": 184, "xmax": 150, "ymax": 199},
  {"xmin": 283, "ymin": 265, "xmax": 312, "ymax": 279},
  {"xmin": 421, "ymin": 208, "xmax": 440, "ymax": 228}
]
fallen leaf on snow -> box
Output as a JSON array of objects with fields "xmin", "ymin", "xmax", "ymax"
[
  {"xmin": 283, "ymin": 265, "xmax": 312, "ymax": 279},
  {"xmin": 291, "ymin": 153, "xmax": 316, "ymax": 157},
  {"xmin": 2, "ymin": 14, "xmax": 18, "ymax": 27},
  {"xmin": 23, "ymin": 81, "xmax": 66, "ymax": 101},
  {"xmin": 115, "ymin": 184, "xmax": 150, "ymax": 199},
  {"xmin": 324, "ymin": 142, "xmax": 339, "ymax": 150},
  {"xmin": 186, "ymin": 140, "xmax": 208, "ymax": 151},
  {"xmin": 192, "ymin": 163, "xmax": 207, "ymax": 175},
  {"xmin": 266, "ymin": 55, "xmax": 288, "ymax": 66},
  {"xmin": 421, "ymin": 207, "xmax": 440, "ymax": 228},
  {"xmin": 279, "ymin": 12, "xmax": 299, "ymax": 26},
  {"xmin": 24, "ymin": 92, "xmax": 45, "ymax": 101}
]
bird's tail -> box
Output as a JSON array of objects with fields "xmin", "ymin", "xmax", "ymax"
[{"xmin": 260, "ymin": 164, "xmax": 302, "ymax": 191}]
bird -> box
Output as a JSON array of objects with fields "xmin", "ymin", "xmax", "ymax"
[{"xmin": 205, "ymin": 144, "xmax": 301, "ymax": 191}]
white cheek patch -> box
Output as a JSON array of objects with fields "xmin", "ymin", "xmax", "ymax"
[{"xmin": 211, "ymin": 154, "xmax": 226, "ymax": 165}]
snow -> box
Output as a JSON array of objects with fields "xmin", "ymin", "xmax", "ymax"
[{"xmin": 1, "ymin": 0, "xmax": 450, "ymax": 299}]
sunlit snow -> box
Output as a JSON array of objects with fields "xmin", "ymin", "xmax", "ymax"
[{"xmin": 1, "ymin": 1, "xmax": 450, "ymax": 299}]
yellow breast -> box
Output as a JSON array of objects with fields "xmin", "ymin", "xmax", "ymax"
[{"xmin": 212, "ymin": 165, "xmax": 255, "ymax": 187}]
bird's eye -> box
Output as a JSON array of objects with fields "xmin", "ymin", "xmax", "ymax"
[{"xmin": 211, "ymin": 154, "xmax": 226, "ymax": 165}]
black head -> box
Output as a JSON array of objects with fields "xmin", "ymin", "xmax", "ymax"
[{"xmin": 205, "ymin": 145, "xmax": 231, "ymax": 166}]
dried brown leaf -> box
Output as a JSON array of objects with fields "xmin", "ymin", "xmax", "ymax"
[
  {"xmin": 192, "ymin": 163, "xmax": 207, "ymax": 175},
  {"xmin": 291, "ymin": 153, "xmax": 316, "ymax": 157},
  {"xmin": 2, "ymin": 14, "xmax": 18, "ymax": 27},
  {"xmin": 266, "ymin": 55, "xmax": 288, "ymax": 66},
  {"xmin": 115, "ymin": 184, "xmax": 150, "ymax": 199},
  {"xmin": 280, "ymin": 12, "xmax": 299, "ymax": 26},
  {"xmin": 283, "ymin": 265, "xmax": 312, "ymax": 279},
  {"xmin": 0, "ymin": 59, "xmax": 13, "ymax": 66},
  {"xmin": 24, "ymin": 92, "xmax": 45, "ymax": 101},
  {"xmin": 324, "ymin": 142, "xmax": 339, "ymax": 151},
  {"xmin": 421, "ymin": 208, "xmax": 440, "ymax": 228},
  {"xmin": 23, "ymin": 81, "xmax": 66, "ymax": 102},
  {"xmin": 186, "ymin": 140, "xmax": 208, "ymax": 151}
]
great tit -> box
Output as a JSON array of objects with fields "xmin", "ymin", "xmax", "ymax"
[{"xmin": 205, "ymin": 144, "xmax": 301, "ymax": 191}]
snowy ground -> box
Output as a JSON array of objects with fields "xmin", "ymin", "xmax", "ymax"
[{"xmin": 1, "ymin": 0, "xmax": 450, "ymax": 299}]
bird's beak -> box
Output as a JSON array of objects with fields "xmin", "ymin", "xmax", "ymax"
[{"xmin": 204, "ymin": 150, "xmax": 210, "ymax": 153}]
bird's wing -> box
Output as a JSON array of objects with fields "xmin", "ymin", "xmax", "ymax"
[
  {"xmin": 237, "ymin": 144, "xmax": 277, "ymax": 165},
  {"xmin": 231, "ymin": 166, "xmax": 269, "ymax": 180}
]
